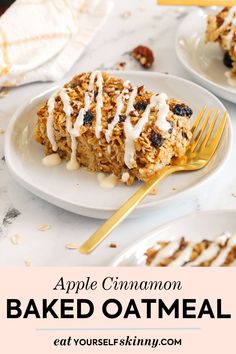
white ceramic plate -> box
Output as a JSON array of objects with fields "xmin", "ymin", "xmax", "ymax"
[
  {"xmin": 5, "ymin": 71, "xmax": 232, "ymax": 219},
  {"xmin": 111, "ymin": 210, "xmax": 236, "ymax": 266},
  {"xmin": 176, "ymin": 8, "xmax": 236, "ymax": 103}
]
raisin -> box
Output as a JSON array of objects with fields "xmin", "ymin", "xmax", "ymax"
[
  {"xmin": 134, "ymin": 101, "xmax": 147, "ymax": 111},
  {"xmin": 223, "ymin": 52, "xmax": 233, "ymax": 68},
  {"xmin": 173, "ymin": 104, "xmax": 193, "ymax": 117},
  {"xmin": 182, "ymin": 132, "xmax": 188, "ymax": 139},
  {"xmin": 149, "ymin": 131, "xmax": 163, "ymax": 148},
  {"xmin": 107, "ymin": 116, "xmax": 114, "ymax": 124},
  {"xmin": 70, "ymin": 82, "xmax": 77, "ymax": 89},
  {"xmin": 83, "ymin": 111, "xmax": 94, "ymax": 125},
  {"xmin": 168, "ymin": 127, "xmax": 173, "ymax": 134},
  {"xmin": 119, "ymin": 115, "xmax": 126, "ymax": 123}
]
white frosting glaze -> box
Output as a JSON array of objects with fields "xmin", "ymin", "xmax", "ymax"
[
  {"xmin": 59, "ymin": 89, "xmax": 79, "ymax": 170},
  {"xmin": 72, "ymin": 91, "xmax": 93, "ymax": 136},
  {"xmin": 42, "ymin": 153, "xmax": 61, "ymax": 166},
  {"xmin": 105, "ymin": 88, "xmax": 128, "ymax": 143},
  {"xmin": 169, "ymin": 244, "xmax": 193, "ymax": 267},
  {"xmin": 46, "ymin": 93, "xmax": 58, "ymax": 152},
  {"xmin": 154, "ymin": 93, "xmax": 171, "ymax": 131},
  {"xmin": 97, "ymin": 173, "xmax": 118, "ymax": 188},
  {"xmin": 126, "ymin": 86, "xmax": 138, "ymax": 115},
  {"xmin": 211, "ymin": 235, "xmax": 236, "ymax": 266},
  {"xmin": 124, "ymin": 93, "xmax": 171, "ymax": 169},
  {"xmin": 187, "ymin": 243, "xmax": 220, "ymax": 266},
  {"xmin": 150, "ymin": 239, "xmax": 182, "ymax": 266},
  {"xmin": 121, "ymin": 171, "xmax": 130, "ymax": 183},
  {"xmin": 89, "ymin": 71, "xmax": 104, "ymax": 138}
]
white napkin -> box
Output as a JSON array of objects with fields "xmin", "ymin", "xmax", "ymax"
[{"xmin": 0, "ymin": 0, "xmax": 112, "ymax": 88}]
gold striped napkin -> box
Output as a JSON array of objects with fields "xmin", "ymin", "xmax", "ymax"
[{"xmin": 0, "ymin": 0, "xmax": 112, "ymax": 88}]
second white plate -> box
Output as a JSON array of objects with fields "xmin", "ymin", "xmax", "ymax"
[
  {"xmin": 5, "ymin": 71, "xmax": 232, "ymax": 219},
  {"xmin": 176, "ymin": 8, "xmax": 236, "ymax": 103},
  {"xmin": 111, "ymin": 210, "xmax": 236, "ymax": 266}
]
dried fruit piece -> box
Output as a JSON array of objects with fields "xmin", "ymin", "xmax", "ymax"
[
  {"xmin": 173, "ymin": 104, "xmax": 193, "ymax": 117},
  {"xmin": 134, "ymin": 101, "xmax": 147, "ymax": 111},
  {"xmin": 149, "ymin": 131, "xmax": 163, "ymax": 148},
  {"xmin": 119, "ymin": 114, "xmax": 126, "ymax": 123},
  {"xmin": 132, "ymin": 45, "xmax": 154, "ymax": 68},
  {"xmin": 109, "ymin": 242, "xmax": 118, "ymax": 248},
  {"xmin": 83, "ymin": 110, "xmax": 94, "ymax": 125},
  {"xmin": 223, "ymin": 52, "xmax": 233, "ymax": 68},
  {"xmin": 182, "ymin": 131, "xmax": 188, "ymax": 139}
]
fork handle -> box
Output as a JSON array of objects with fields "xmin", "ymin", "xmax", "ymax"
[{"xmin": 79, "ymin": 165, "xmax": 179, "ymax": 254}]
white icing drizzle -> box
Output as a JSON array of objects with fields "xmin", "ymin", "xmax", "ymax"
[
  {"xmin": 97, "ymin": 173, "xmax": 118, "ymax": 189},
  {"xmin": 105, "ymin": 88, "xmax": 128, "ymax": 143},
  {"xmin": 168, "ymin": 244, "xmax": 193, "ymax": 267},
  {"xmin": 88, "ymin": 71, "xmax": 104, "ymax": 139},
  {"xmin": 155, "ymin": 93, "xmax": 171, "ymax": 131},
  {"xmin": 150, "ymin": 239, "xmax": 182, "ymax": 266},
  {"xmin": 126, "ymin": 86, "xmax": 138, "ymax": 114},
  {"xmin": 59, "ymin": 89, "xmax": 79, "ymax": 171},
  {"xmin": 46, "ymin": 93, "xmax": 58, "ymax": 152},
  {"xmin": 187, "ymin": 243, "xmax": 220, "ymax": 266},
  {"xmin": 211, "ymin": 235, "xmax": 236, "ymax": 266},
  {"xmin": 71, "ymin": 92, "xmax": 93, "ymax": 136},
  {"xmin": 42, "ymin": 153, "xmax": 61, "ymax": 166},
  {"xmin": 121, "ymin": 171, "xmax": 130, "ymax": 183},
  {"xmin": 124, "ymin": 93, "xmax": 171, "ymax": 169}
]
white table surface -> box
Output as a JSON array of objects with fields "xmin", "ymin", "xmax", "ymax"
[{"xmin": 0, "ymin": 1, "xmax": 236, "ymax": 266}]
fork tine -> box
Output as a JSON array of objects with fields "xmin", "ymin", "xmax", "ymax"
[
  {"xmin": 191, "ymin": 109, "xmax": 213, "ymax": 152},
  {"xmin": 191, "ymin": 106, "xmax": 206, "ymax": 134},
  {"xmin": 200, "ymin": 109, "xmax": 219, "ymax": 148},
  {"xmin": 206, "ymin": 112, "xmax": 227, "ymax": 153}
]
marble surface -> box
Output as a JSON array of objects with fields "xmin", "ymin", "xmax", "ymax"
[{"xmin": 0, "ymin": 0, "xmax": 236, "ymax": 266}]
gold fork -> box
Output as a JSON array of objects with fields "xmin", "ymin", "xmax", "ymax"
[{"xmin": 79, "ymin": 107, "xmax": 227, "ymax": 254}]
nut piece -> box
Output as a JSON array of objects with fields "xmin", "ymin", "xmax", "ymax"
[
  {"xmin": 132, "ymin": 45, "xmax": 154, "ymax": 68},
  {"xmin": 109, "ymin": 242, "xmax": 118, "ymax": 248}
]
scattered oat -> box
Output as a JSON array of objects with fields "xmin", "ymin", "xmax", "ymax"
[
  {"xmin": 232, "ymin": 192, "xmax": 236, "ymax": 198},
  {"xmin": 109, "ymin": 242, "xmax": 118, "ymax": 248},
  {"xmin": 25, "ymin": 259, "xmax": 32, "ymax": 267},
  {"xmin": 115, "ymin": 62, "xmax": 127, "ymax": 71},
  {"xmin": 121, "ymin": 10, "xmax": 131, "ymax": 18},
  {"xmin": 38, "ymin": 223, "xmax": 51, "ymax": 231},
  {"xmin": 0, "ymin": 89, "xmax": 8, "ymax": 98},
  {"xmin": 148, "ymin": 187, "xmax": 157, "ymax": 195},
  {"xmin": 10, "ymin": 234, "xmax": 21, "ymax": 245},
  {"xmin": 0, "ymin": 129, "xmax": 4, "ymax": 135},
  {"xmin": 65, "ymin": 242, "xmax": 79, "ymax": 250}
]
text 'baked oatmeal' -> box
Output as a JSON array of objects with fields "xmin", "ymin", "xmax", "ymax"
[{"xmin": 35, "ymin": 71, "xmax": 192, "ymax": 185}]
